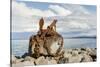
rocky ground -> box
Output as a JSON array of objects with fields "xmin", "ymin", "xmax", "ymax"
[{"xmin": 11, "ymin": 48, "xmax": 97, "ymax": 67}]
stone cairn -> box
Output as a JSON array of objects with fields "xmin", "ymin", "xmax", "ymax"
[
  {"xmin": 23, "ymin": 18, "xmax": 64, "ymax": 62},
  {"xmin": 28, "ymin": 18, "xmax": 64, "ymax": 58}
]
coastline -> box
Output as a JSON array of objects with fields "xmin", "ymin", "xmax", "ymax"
[{"xmin": 11, "ymin": 48, "xmax": 97, "ymax": 66}]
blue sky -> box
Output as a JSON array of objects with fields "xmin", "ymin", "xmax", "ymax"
[
  {"xmin": 83, "ymin": 5, "xmax": 96, "ymax": 13},
  {"xmin": 12, "ymin": 0, "xmax": 97, "ymax": 38},
  {"xmin": 17, "ymin": 1, "xmax": 96, "ymax": 13}
]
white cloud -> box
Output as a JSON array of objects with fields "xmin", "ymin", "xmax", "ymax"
[
  {"xmin": 68, "ymin": 21, "xmax": 89, "ymax": 29},
  {"xmin": 55, "ymin": 4, "xmax": 96, "ymax": 36},
  {"xmin": 12, "ymin": 1, "xmax": 72, "ymax": 32},
  {"xmin": 49, "ymin": 5, "xmax": 72, "ymax": 16},
  {"xmin": 12, "ymin": 1, "xmax": 96, "ymax": 37},
  {"xmin": 12, "ymin": 1, "xmax": 32, "ymax": 17},
  {"xmin": 12, "ymin": 1, "xmax": 72, "ymax": 17},
  {"xmin": 60, "ymin": 4, "xmax": 91, "ymax": 15},
  {"xmin": 56, "ymin": 14, "xmax": 96, "ymax": 37}
]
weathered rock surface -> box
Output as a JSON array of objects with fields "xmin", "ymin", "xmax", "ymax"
[
  {"xmin": 28, "ymin": 18, "xmax": 64, "ymax": 59},
  {"xmin": 11, "ymin": 48, "xmax": 96, "ymax": 66},
  {"xmin": 24, "ymin": 56, "xmax": 35, "ymax": 61},
  {"xmin": 64, "ymin": 48, "xmax": 96, "ymax": 63},
  {"xmin": 48, "ymin": 59, "xmax": 57, "ymax": 64},
  {"xmin": 35, "ymin": 56, "xmax": 48, "ymax": 65},
  {"xmin": 34, "ymin": 56, "xmax": 57, "ymax": 65}
]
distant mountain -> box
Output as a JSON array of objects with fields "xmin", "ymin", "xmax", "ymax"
[
  {"xmin": 66, "ymin": 36, "xmax": 96, "ymax": 39},
  {"xmin": 11, "ymin": 32, "xmax": 96, "ymax": 40}
]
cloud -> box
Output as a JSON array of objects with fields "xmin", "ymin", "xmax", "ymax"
[
  {"xmin": 60, "ymin": 4, "xmax": 91, "ymax": 15},
  {"xmin": 12, "ymin": 1, "xmax": 72, "ymax": 17},
  {"xmin": 54, "ymin": 4, "xmax": 96, "ymax": 36},
  {"xmin": 12, "ymin": 1, "xmax": 96, "ymax": 37},
  {"xmin": 67, "ymin": 21, "xmax": 90, "ymax": 29},
  {"xmin": 12, "ymin": 1, "xmax": 72, "ymax": 32},
  {"xmin": 49, "ymin": 5, "xmax": 72, "ymax": 16},
  {"xmin": 56, "ymin": 17, "xmax": 96, "ymax": 33}
]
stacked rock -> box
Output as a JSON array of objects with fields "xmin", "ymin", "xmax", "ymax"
[{"xmin": 28, "ymin": 18, "xmax": 64, "ymax": 60}]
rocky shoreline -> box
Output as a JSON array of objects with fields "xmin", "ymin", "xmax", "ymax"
[{"xmin": 11, "ymin": 48, "xmax": 97, "ymax": 67}]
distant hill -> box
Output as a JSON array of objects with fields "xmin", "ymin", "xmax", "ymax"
[
  {"xmin": 66, "ymin": 36, "xmax": 96, "ymax": 39},
  {"xmin": 11, "ymin": 32, "xmax": 96, "ymax": 40}
]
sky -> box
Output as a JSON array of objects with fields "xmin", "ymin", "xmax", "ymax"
[{"xmin": 12, "ymin": 0, "xmax": 97, "ymax": 37}]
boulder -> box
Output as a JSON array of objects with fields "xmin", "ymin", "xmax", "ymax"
[
  {"xmin": 35, "ymin": 56, "xmax": 48, "ymax": 65},
  {"xmin": 86, "ymin": 48, "xmax": 96, "ymax": 56},
  {"xmin": 58, "ymin": 58, "xmax": 68, "ymax": 64},
  {"xmin": 68, "ymin": 55, "xmax": 83, "ymax": 63},
  {"xmin": 65, "ymin": 49, "xmax": 73, "ymax": 54},
  {"xmin": 24, "ymin": 56, "xmax": 35, "ymax": 62},
  {"xmin": 81, "ymin": 54, "xmax": 93, "ymax": 62},
  {"xmin": 64, "ymin": 53, "xmax": 72, "ymax": 58},
  {"xmin": 48, "ymin": 59, "xmax": 57, "ymax": 64},
  {"xmin": 71, "ymin": 50, "xmax": 79, "ymax": 56},
  {"xmin": 14, "ymin": 58, "xmax": 24, "ymax": 63},
  {"xmin": 22, "ymin": 61, "xmax": 35, "ymax": 66},
  {"xmin": 85, "ymin": 48, "xmax": 96, "ymax": 61}
]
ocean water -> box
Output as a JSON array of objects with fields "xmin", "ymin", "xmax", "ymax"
[{"xmin": 11, "ymin": 38, "xmax": 96, "ymax": 56}]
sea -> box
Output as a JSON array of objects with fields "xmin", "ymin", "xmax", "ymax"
[{"xmin": 11, "ymin": 38, "xmax": 96, "ymax": 56}]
